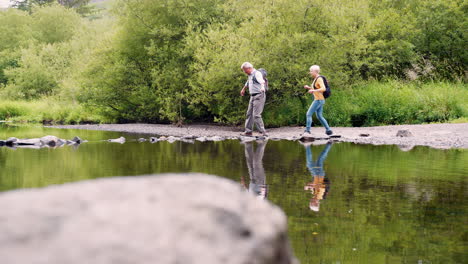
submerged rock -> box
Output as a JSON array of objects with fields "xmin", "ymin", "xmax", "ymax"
[
  {"xmin": 138, "ymin": 138, "xmax": 147, "ymax": 142},
  {"xmin": 108, "ymin": 136, "xmax": 126, "ymax": 144},
  {"xmin": 0, "ymin": 174, "xmax": 297, "ymax": 264}
]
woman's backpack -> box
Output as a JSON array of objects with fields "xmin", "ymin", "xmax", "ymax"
[
  {"xmin": 312, "ymin": 75, "xmax": 331, "ymax": 99},
  {"xmin": 320, "ymin": 76, "xmax": 331, "ymax": 99}
]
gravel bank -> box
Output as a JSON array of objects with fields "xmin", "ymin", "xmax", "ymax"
[{"xmin": 49, "ymin": 123, "xmax": 468, "ymax": 149}]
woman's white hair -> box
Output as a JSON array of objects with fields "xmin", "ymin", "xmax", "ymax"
[
  {"xmin": 309, "ymin": 65, "xmax": 320, "ymax": 72},
  {"xmin": 241, "ymin": 62, "xmax": 253, "ymax": 69}
]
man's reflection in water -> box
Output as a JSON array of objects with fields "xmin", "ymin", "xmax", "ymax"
[
  {"xmin": 303, "ymin": 142, "xmax": 332, "ymax": 212},
  {"xmin": 241, "ymin": 140, "xmax": 268, "ymax": 200}
]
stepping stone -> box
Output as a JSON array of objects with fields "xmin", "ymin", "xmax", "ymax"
[{"xmin": 396, "ymin": 129, "xmax": 412, "ymax": 137}]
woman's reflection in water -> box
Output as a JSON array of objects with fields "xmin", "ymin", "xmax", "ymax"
[
  {"xmin": 241, "ymin": 140, "xmax": 268, "ymax": 200},
  {"xmin": 303, "ymin": 142, "xmax": 332, "ymax": 212}
]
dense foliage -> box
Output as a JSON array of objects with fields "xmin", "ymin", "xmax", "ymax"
[{"xmin": 0, "ymin": 0, "xmax": 466, "ymax": 125}]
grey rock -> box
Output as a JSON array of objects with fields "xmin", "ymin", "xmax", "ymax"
[
  {"xmin": 196, "ymin": 137, "xmax": 207, "ymax": 142},
  {"xmin": 40, "ymin": 136, "xmax": 65, "ymax": 147},
  {"xmin": 207, "ymin": 136, "xmax": 224, "ymax": 141},
  {"xmin": 240, "ymin": 136, "xmax": 256, "ymax": 142},
  {"xmin": 159, "ymin": 136, "xmax": 168, "ymax": 141},
  {"xmin": 396, "ymin": 129, "xmax": 413, "ymax": 137},
  {"xmin": 0, "ymin": 174, "xmax": 297, "ymax": 264},
  {"xmin": 182, "ymin": 135, "xmax": 197, "ymax": 140},
  {"xmin": 108, "ymin": 136, "xmax": 126, "ymax": 144},
  {"xmin": 269, "ymin": 137, "xmax": 282, "ymax": 141},
  {"xmin": 6, "ymin": 137, "xmax": 18, "ymax": 144},
  {"xmin": 16, "ymin": 138, "xmax": 42, "ymax": 146},
  {"xmin": 167, "ymin": 136, "xmax": 178, "ymax": 143},
  {"xmin": 138, "ymin": 138, "xmax": 147, "ymax": 142},
  {"xmin": 150, "ymin": 137, "xmax": 158, "ymax": 143},
  {"xmin": 299, "ymin": 135, "xmax": 315, "ymax": 142},
  {"xmin": 71, "ymin": 136, "xmax": 82, "ymax": 144}
]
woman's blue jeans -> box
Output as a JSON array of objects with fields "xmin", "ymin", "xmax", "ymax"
[{"xmin": 306, "ymin": 100, "xmax": 331, "ymax": 132}]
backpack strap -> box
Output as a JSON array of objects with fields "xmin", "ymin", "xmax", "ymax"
[{"xmin": 252, "ymin": 70, "xmax": 259, "ymax": 84}]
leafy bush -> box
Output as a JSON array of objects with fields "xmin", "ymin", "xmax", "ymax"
[{"xmin": 0, "ymin": 1, "xmax": 466, "ymax": 126}]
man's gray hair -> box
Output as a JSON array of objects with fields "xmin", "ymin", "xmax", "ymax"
[
  {"xmin": 310, "ymin": 65, "xmax": 320, "ymax": 72},
  {"xmin": 241, "ymin": 62, "xmax": 253, "ymax": 69}
]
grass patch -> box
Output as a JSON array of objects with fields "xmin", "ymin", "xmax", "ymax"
[
  {"xmin": 0, "ymin": 99, "xmax": 107, "ymax": 124},
  {"xmin": 263, "ymin": 81, "xmax": 468, "ymax": 127}
]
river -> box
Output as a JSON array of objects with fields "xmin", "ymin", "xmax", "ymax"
[{"xmin": 1, "ymin": 124, "xmax": 466, "ymax": 264}]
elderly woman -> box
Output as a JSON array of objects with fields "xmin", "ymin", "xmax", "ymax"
[{"xmin": 303, "ymin": 65, "xmax": 333, "ymax": 136}]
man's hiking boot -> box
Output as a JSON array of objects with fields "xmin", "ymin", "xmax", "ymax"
[
  {"xmin": 326, "ymin": 130, "xmax": 333, "ymax": 136},
  {"xmin": 302, "ymin": 130, "xmax": 311, "ymax": 137},
  {"xmin": 240, "ymin": 132, "xmax": 253, "ymax": 137},
  {"xmin": 261, "ymin": 132, "xmax": 269, "ymax": 137}
]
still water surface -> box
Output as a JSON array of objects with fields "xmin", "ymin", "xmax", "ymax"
[{"xmin": 1, "ymin": 124, "xmax": 467, "ymax": 264}]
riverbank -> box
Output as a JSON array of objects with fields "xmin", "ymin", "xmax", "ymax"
[{"xmin": 49, "ymin": 123, "xmax": 468, "ymax": 149}]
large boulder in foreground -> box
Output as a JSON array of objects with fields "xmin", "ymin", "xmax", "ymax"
[{"xmin": 0, "ymin": 174, "xmax": 297, "ymax": 264}]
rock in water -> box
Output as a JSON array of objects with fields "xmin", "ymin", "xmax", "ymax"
[
  {"xmin": 40, "ymin": 136, "xmax": 65, "ymax": 147},
  {"xmin": 207, "ymin": 136, "xmax": 223, "ymax": 141},
  {"xmin": 299, "ymin": 134, "xmax": 314, "ymax": 142},
  {"xmin": 396, "ymin": 129, "xmax": 413, "ymax": 137},
  {"xmin": 0, "ymin": 174, "xmax": 297, "ymax": 264},
  {"xmin": 71, "ymin": 136, "xmax": 82, "ymax": 144},
  {"xmin": 16, "ymin": 138, "xmax": 41, "ymax": 146},
  {"xmin": 182, "ymin": 135, "xmax": 196, "ymax": 140},
  {"xmin": 6, "ymin": 137, "xmax": 18, "ymax": 146},
  {"xmin": 167, "ymin": 136, "xmax": 178, "ymax": 143},
  {"xmin": 108, "ymin": 136, "xmax": 126, "ymax": 144}
]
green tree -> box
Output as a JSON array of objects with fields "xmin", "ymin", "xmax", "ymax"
[
  {"xmin": 11, "ymin": 0, "xmax": 94, "ymax": 15},
  {"xmin": 0, "ymin": 9, "xmax": 32, "ymax": 85},
  {"xmin": 79, "ymin": 0, "xmax": 227, "ymax": 123}
]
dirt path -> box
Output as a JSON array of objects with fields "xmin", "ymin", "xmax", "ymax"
[{"xmin": 49, "ymin": 123, "xmax": 468, "ymax": 149}]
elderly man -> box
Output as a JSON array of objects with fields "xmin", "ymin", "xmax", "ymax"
[{"xmin": 240, "ymin": 62, "xmax": 268, "ymax": 137}]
